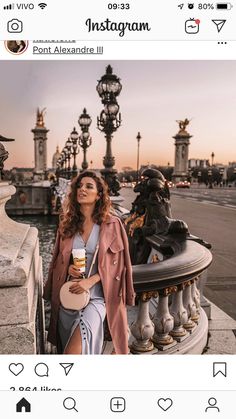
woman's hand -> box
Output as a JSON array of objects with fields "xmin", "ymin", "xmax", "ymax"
[
  {"xmin": 69, "ymin": 278, "xmax": 91, "ymax": 294},
  {"xmin": 68, "ymin": 264, "xmax": 84, "ymax": 279}
]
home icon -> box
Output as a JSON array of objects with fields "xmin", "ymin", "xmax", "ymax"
[{"xmin": 16, "ymin": 397, "xmax": 31, "ymax": 413}]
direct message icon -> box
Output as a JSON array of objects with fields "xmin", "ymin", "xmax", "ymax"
[
  {"xmin": 213, "ymin": 362, "xmax": 227, "ymax": 377},
  {"xmin": 59, "ymin": 363, "xmax": 74, "ymax": 376},
  {"xmin": 157, "ymin": 398, "xmax": 173, "ymax": 411}
]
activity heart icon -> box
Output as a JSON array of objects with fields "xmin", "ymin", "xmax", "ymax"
[
  {"xmin": 9, "ymin": 363, "xmax": 24, "ymax": 376},
  {"xmin": 157, "ymin": 398, "xmax": 173, "ymax": 411}
]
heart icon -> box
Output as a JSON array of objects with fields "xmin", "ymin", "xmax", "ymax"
[
  {"xmin": 9, "ymin": 363, "xmax": 24, "ymax": 376},
  {"xmin": 157, "ymin": 398, "xmax": 173, "ymax": 411}
]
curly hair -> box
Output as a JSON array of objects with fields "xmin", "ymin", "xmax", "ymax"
[{"xmin": 59, "ymin": 171, "xmax": 111, "ymax": 238}]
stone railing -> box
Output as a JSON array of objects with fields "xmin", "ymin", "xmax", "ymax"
[
  {"xmin": 129, "ymin": 233, "xmax": 212, "ymax": 354},
  {"xmin": 0, "ymin": 182, "xmax": 44, "ymax": 354}
]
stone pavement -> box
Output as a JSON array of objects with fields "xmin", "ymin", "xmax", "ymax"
[{"xmin": 205, "ymin": 301, "xmax": 236, "ymax": 355}]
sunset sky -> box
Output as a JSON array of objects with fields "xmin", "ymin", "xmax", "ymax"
[{"xmin": 1, "ymin": 60, "xmax": 235, "ymax": 171}]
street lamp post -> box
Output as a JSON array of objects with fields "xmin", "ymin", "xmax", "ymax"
[
  {"xmin": 211, "ymin": 152, "xmax": 215, "ymax": 166},
  {"xmin": 55, "ymin": 158, "xmax": 61, "ymax": 183},
  {"xmin": 61, "ymin": 148, "xmax": 67, "ymax": 179},
  {"xmin": 64, "ymin": 147, "xmax": 70, "ymax": 179},
  {"xmin": 97, "ymin": 64, "xmax": 122, "ymax": 196},
  {"xmin": 70, "ymin": 127, "xmax": 79, "ymax": 177},
  {"xmin": 78, "ymin": 108, "xmax": 92, "ymax": 172},
  {"xmin": 188, "ymin": 169, "xmax": 193, "ymax": 183},
  {"xmin": 219, "ymin": 168, "xmax": 224, "ymax": 187},
  {"xmin": 208, "ymin": 169, "xmax": 213, "ymax": 189},
  {"xmin": 233, "ymin": 167, "xmax": 236, "ymax": 186},
  {"xmin": 60, "ymin": 152, "xmax": 65, "ymax": 178},
  {"xmin": 197, "ymin": 171, "xmax": 201, "ymax": 186},
  {"xmin": 65, "ymin": 137, "xmax": 72, "ymax": 179},
  {"xmin": 136, "ymin": 132, "xmax": 141, "ymax": 183}
]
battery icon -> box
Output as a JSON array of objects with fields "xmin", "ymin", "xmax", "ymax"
[{"xmin": 216, "ymin": 3, "xmax": 233, "ymax": 9}]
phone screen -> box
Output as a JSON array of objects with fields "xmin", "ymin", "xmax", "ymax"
[{"xmin": 0, "ymin": 1, "xmax": 236, "ymax": 418}]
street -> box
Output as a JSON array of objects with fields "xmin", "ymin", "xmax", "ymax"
[
  {"xmin": 171, "ymin": 185, "xmax": 236, "ymax": 209},
  {"xmin": 121, "ymin": 187, "xmax": 236, "ymax": 320}
]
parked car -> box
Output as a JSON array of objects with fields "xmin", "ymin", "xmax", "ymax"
[
  {"xmin": 175, "ymin": 181, "xmax": 190, "ymax": 189},
  {"xmin": 167, "ymin": 181, "xmax": 174, "ymax": 188}
]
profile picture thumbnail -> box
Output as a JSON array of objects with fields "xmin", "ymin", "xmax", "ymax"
[{"xmin": 4, "ymin": 40, "xmax": 28, "ymax": 55}]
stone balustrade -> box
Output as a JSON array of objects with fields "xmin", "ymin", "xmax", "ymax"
[
  {"xmin": 129, "ymin": 234, "xmax": 212, "ymax": 354},
  {"xmin": 0, "ymin": 182, "xmax": 44, "ymax": 354}
]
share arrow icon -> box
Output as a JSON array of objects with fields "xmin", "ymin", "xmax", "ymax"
[
  {"xmin": 59, "ymin": 363, "xmax": 74, "ymax": 376},
  {"xmin": 212, "ymin": 19, "xmax": 226, "ymax": 33}
]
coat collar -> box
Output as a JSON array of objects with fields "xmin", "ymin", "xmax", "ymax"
[
  {"xmin": 103, "ymin": 213, "xmax": 118, "ymax": 224},
  {"xmin": 60, "ymin": 214, "xmax": 119, "ymax": 256}
]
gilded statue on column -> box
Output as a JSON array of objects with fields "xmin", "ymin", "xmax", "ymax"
[
  {"xmin": 176, "ymin": 118, "xmax": 191, "ymax": 133},
  {"xmin": 36, "ymin": 108, "xmax": 46, "ymax": 128}
]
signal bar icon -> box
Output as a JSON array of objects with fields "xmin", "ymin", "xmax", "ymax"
[{"xmin": 3, "ymin": 3, "xmax": 14, "ymax": 9}]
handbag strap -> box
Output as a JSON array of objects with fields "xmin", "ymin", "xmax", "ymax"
[{"xmin": 87, "ymin": 243, "xmax": 99, "ymax": 278}]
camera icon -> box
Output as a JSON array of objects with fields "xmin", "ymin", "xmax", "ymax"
[{"xmin": 7, "ymin": 19, "xmax": 23, "ymax": 33}]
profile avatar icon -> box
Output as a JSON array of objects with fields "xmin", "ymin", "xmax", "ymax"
[
  {"xmin": 5, "ymin": 40, "xmax": 28, "ymax": 55},
  {"xmin": 205, "ymin": 397, "xmax": 220, "ymax": 412}
]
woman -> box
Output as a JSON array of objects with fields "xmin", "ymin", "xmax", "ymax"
[{"xmin": 43, "ymin": 171, "xmax": 135, "ymax": 354}]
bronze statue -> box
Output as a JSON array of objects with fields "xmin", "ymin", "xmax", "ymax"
[
  {"xmin": 36, "ymin": 108, "xmax": 46, "ymax": 128},
  {"xmin": 176, "ymin": 118, "xmax": 190, "ymax": 131},
  {"xmin": 124, "ymin": 168, "xmax": 188, "ymax": 264}
]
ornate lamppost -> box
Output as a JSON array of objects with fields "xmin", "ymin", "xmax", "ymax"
[
  {"xmin": 234, "ymin": 167, "xmax": 236, "ymax": 180},
  {"xmin": 136, "ymin": 132, "xmax": 141, "ymax": 183},
  {"xmin": 70, "ymin": 127, "xmax": 79, "ymax": 177},
  {"xmin": 208, "ymin": 168, "xmax": 213, "ymax": 189},
  {"xmin": 78, "ymin": 108, "xmax": 92, "ymax": 172},
  {"xmin": 55, "ymin": 158, "xmax": 61, "ymax": 183},
  {"xmin": 61, "ymin": 147, "xmax": 67, "ymax": 179},
  {"xmin": 59, "ymin": 152, "xmax": 64, "ymax": 178},
  {"xmin": 97, "ymin": 64, "xmax": 122, "ymax": 196},
  {"xmin": 211, "ymin": 152, "xmax": 215, "ymax": 166},
  {"xmin": 187, "ymin": 169, "xmax": 193, "ymax": 183},
  {"xmin": 197, "ymin": 170, "xmax": 201, "ymax": 186},
  {"xmin": 65, "ymin": 137, "xmax": 73, "ymax": 179},
  {"xmin": 219, "ymin": 167, "xmax": 224, "ymax": 187}
]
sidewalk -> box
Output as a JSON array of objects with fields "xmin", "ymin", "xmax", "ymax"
[{"xmin": 204, "ymin": 301, "xmax": 236, "ymax": 355}]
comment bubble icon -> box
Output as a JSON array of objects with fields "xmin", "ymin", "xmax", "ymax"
[{"xmin": 34, "ymin": 363, "xmax": 49, "ymax": 377}]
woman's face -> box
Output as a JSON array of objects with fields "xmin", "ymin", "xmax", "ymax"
[{"xmin": 76, "ymin": 177, "xmax": 100, "ymax": 206}]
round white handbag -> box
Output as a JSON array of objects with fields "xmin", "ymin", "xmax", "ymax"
[
  {"xmin": 59, "ymin": 244, "xmax": 99, "ymax": 311},
  {"xmin": 60, "ymin": 282, "xmax": 90, "ymax": 310}
]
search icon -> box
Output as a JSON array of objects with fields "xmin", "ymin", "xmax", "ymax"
[{"xmin": 63, "ymin": 397, "xmax": 78, "ymax": 412}]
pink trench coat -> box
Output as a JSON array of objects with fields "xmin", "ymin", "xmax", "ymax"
[{"xmin": 43, "ymin": 215, "xmax": 136, "ymax": 354}]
